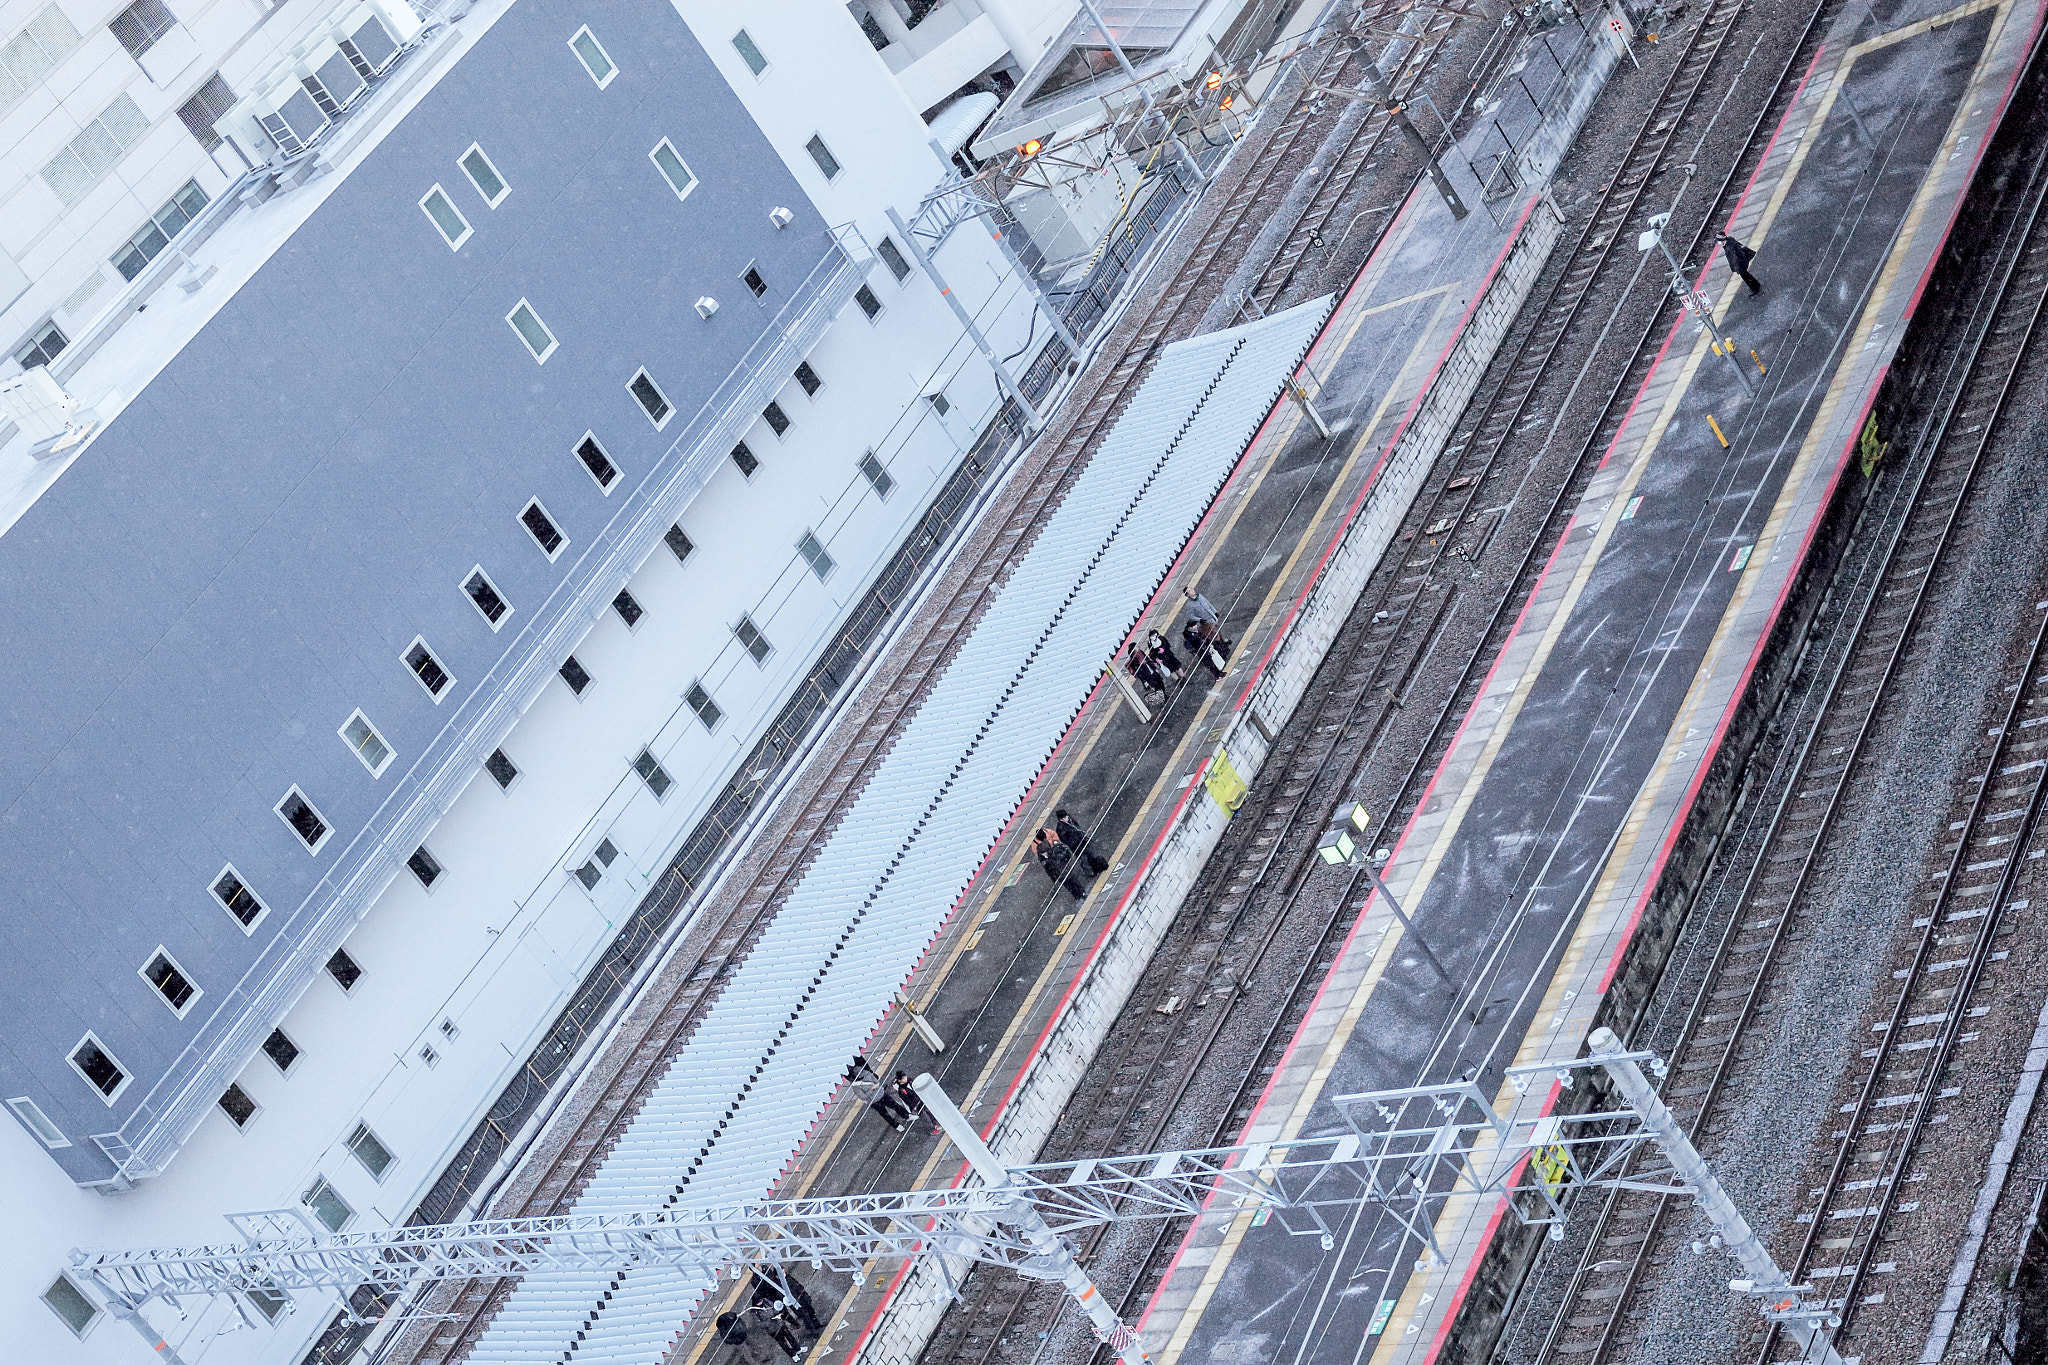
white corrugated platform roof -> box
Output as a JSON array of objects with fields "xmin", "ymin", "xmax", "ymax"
[{"xmin": 465, "ymin": 296, "xmax": 1332, "ymax": 1364}]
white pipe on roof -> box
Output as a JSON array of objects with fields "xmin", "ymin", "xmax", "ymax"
[{"xmin": 928, "ymin": 90, "xmax": 1000, "ymax": 154}]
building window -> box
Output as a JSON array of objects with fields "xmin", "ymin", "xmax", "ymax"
[
  {"xmin": 878, "ymin": 236, "xmax": 912, "ymax": 282},
  {"xmin": 177, "ymin": 73, "xmax": 235, "ymax": 151},
  {"xmin": 420, "ymin": 186, "xmax": 471, "ymax": 250},
  {"xmin": 928, "ymin": 390, "xmax": 951, "ymax": 416},
  {"xmin": 575, "ymin": 433, "xmax": 619, "ymax": 490},
  {"xmin": 612, "ymin": 588, "xmax": 643, "ymax": 627},
  {"xmin": 42, "ymin": 1274, "xmax": 98, "ymax": 1337},
  {"xmin": 731, "ymin": 441, "xmax": 759, "ymax": 478},
  {"xmin": 559, "ymin": 655, "xmax": 592, "ymax": 696},
  {"xmin": 211, "ymin": 866, "xmax": 266, "ymax": 930},
  {"xmin": 573, "ymin": 838, "xmax": 619, "ymax": 889},
  {"xmin": 109, "ymin": 0, "xmax": 174, "ymax": 60},
  {"xmin": 8, "ymin": 1096, "xmax": 68, "ymax": 1149},
  {"xmin": 262, "ymin": 1028, "xmax": 300, "ymax": 1074},
  {"xmin": 742, "ymin": 264, "xmax": 767, "ymax": 298},
  {"xmin": 14, "ymin": 319, "xmax": 66, "ymax": 370},
  {"xmin": 244, "ymin": 1281, "xmax": 290, "ymax": 1322},
  {"xmin": 520, "ymin": 499, "xmax": 566, "ymax": 559},
  {"xmin": 629, "ymin": 369, "xmax": 672, "ymax": 426},
  {"xmin": 39, "ymin": 94, "xmax": 148, "ymax": 207},
  {"xmin": 860, "ymin": 451, "xmax": 895, "ymax": 498},
  {"xmin": 339, "ymin": 710, "xmax": 394, "ymax": 776},
  {"xmin": 732, "ymin": 28, "xmax": 769, "ymax": 75},
  {"xmin": 569, "ymin": 25, "xmax": 616, "ymax": 87},
  {"xmin": 140, "ymin": 948, "xmax": 200, "ymax": 1016},
  {"xmin": 110, "ymin": 181, "xmax": 208, "ymax": 282},
  {"xmin": 797, "ymin": 531, "xmax": 835, "ymax": 581},
  {"xmin": 805, "ymin": 134, "xmax": 842, "ymax": 180},
  {"xmin": 664, "ymin": 524, "xmax": 694, "ymax": 565},
  {"xmin": 407, "ymin": 845, "xmax": 442, "ymax": 889},
  {"xmin": 325, "ymin": 948, "xmax": 363, "ymax": 993},
  {"xmin": 440, "ymin": 1018, "xmax": 460, "ymax": 1041},
  {"xmin": 507, "ymin": 299, "xmax": 557, "ymax": 362},
  {"xmin": 418, "ymin": 1043, "xmax": 439, "ymax": 1068},
  {"xmin": 855, "ymin": 284, "xmax": 883, "ymax": 321},
  {"xmin": 685, "ymin": 682, "xmax": 722, "ymax": 732},
  {"xmin": 762, "ymin": 401, "xmax": 791, "ymax": 437},
  {"xmin": 734, "ymin": 615, "xmax": 772, "ymax": 665},
  {"xmin": 303, "ymin": 1176, "xmax": 354, "ymax": 1232},
  {"xmin": 459, "ymin": 143, "xmax": 508, "ymax": 206},
  {"xmin": 463, "ymin": 567, "xmax": 511, "ymax": 628},
  {"xmin": 650, "ymin": 138, "xmax": 696, "ymax": 200},
  {"xmin": 218, "ymin": 1083, "xmax": 258, "ymax": 1128},
  {"xmin": 276, "ymin": 787, "xmax": 331, "ymax": 853},
  {"xmin": 3, "ymin": 8, "xmax": 82, "ymax": 113},
  {"xmin": 68, "ymin": 1034, "xmax": 127, "ymax": 1103},
  {"xmin": 346, "ymin": 1122, "xmax": 395, "ymax": 1181},
  {"xmin": 405, "ymin": 637, "xmax": 453, "ymax": 698},
  {"xmin": 485, "ymin": 748, "xmax": 519, "ymax": 791},
  {"xmin": 795, "ymin": 361, "xmax": 822, "ymax": 397},
  {"xmin": 634, "ymin": 749, "xmax": 672, "ymax": 797}
]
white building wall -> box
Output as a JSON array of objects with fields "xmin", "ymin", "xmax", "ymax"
[{"xmin": 0, "ymin": 3, "xmax": 1049, "ymax": 1363}]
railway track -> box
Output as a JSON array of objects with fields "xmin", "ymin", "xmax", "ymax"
[{"xmin": 1509, "ymin": 72, "xmax": 2048, "ymax": 1365}]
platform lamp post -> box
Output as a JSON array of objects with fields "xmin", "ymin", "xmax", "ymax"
[
  {"xmin": 1316, "ymin": 804, "xmax": 1455, "ymax": 988},
  {"xmin": 1637, "ymin": 211, "xmax": 1756, "ymax": 397}
]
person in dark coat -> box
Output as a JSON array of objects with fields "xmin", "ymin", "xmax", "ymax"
[
  {"xmin": 1181, "ymin": 585, "xmax": 1221, "ymax": 628},
  {"xmin": 1126, "ymin": 645, "xmax": 1168, "ymax": 694},
  {"xmin": 1182, "ymin": 615, "xmax": 1232, "ymax": 678},
  {"xmin": 1717, "ymin": 232, "xmax": 1762, "ymax": 294},
  {"xmin": 1054, "ymin": 809, "xmax": 1109, "ymax": 875},
  {"xmin": 718, "ymin": 1311, "xmax": 786, "ymax": 1365},
  {"xmin": 893, "ymin": 1070, "xmax": 939, "ymax": 1134},
  {"xmin": 1146, "ymin": 629, "xmax": 1184, "ymax": 679},
  {"xmin": 751, "ymin": 1271, "xmax": 823, "ymax": 1335},
  {"xmin": 1034, "ymin": 828, "xmax": 1092, "ymax": 899}
]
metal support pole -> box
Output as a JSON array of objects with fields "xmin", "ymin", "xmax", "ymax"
[
  {"xmin": 1348, "ymin": 63, "xmax": 1470, "ymax": 221},
  {"xmin": 1359, "ymin": 858, "xmax": 1455, "ymax": 989},
  {"xmin": 886, "ymin": 207, "xmax": 1044, "ymax": 431},
  {"xmin": 896, "ymin": 991, "xmax": 946, "ymax": 1053},
  {"xmin": 110, "ymin": 1300, "xmax": 193, "ymax": 1365},
  {"xmin": 1654, "ymin": 233, "xmax": 1755, "ymax": 397},
  {"xmin": 915, "ymin": 1075, "xmax": 1151, "ymax": 1365},
  {"xmin": 1587, "ymin": 1029, "xmax": 1848, "ymax": 1365},
  {"xmin": 1107, "ymin": 656, "xmax": 1154, "ymax": 723},
  {"xmin": 1077, "ymin": 0, "xmax": 1207, "ymax": 185},
  {"xmin": 1288, "ymin": 379, "xmax": 1333, "ymax": 439}
]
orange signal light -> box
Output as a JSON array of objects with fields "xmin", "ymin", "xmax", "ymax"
[
  {"xmin": 1220, "ymin": 94, "xmax": 1234, "ymax": 110},
  {"xmin": 1205, "ymin": 70, "xmax": 1223, "ymax": 90},
  {"xmin": 1020, "ymin": 138, "xmax": 1043, "ymax": 157}
]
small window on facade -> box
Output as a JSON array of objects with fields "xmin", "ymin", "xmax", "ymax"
[
  {"xmin": 634, "ymin": 749, "xmax": 673, "ymax": 797},
  {"xmin": 805, "ymin": 134, "xmax": 842, "ymax": 180},
  {"xmin": 418, "ymin": 1043, "xmax": 439, "ymax": 1067},
  {"xmin": 303, "ymin": 1176, "xmax": 354, "ymax": 1232},
  {"xmin": 735, "ymin": 615, "xmax": 772, "ymax": 665},
  {"xmin": 630, "ymin": 370, "xmax": 672, "ymax": 426},
  {"xmin": 407, "ymin": 846, "xmax": 442, "ymax": 888},
  {"xmin": 664, "ymin": 524, "xmax": 695, "ymax": 565},
  {"xmin": 686, "ymin": 682, "xmax": 723, "ymax": 732},
  {"xmin": 245, "ymin": 1281, "xmax": 290, "ymax": 1322},
  {"xmin": 732, "ymin": 29, "xmax": 769, "ymax": 75},
  {"xmin": 572, "ymin": 838, "xmax": 619, "ymax": 890},
  {"xmin": 346, "ymin": 1122, "xmax": 395, "ymax": 1180},
  {"xmin": 507, "ymin": 299, "xmax": 558, "ymax": 362},
  {"xmin": 340, "ymin": 711, "xmax": 393, "ymax": 776},
  {"xmin": 460, "ymin": 144, "xmax": 508, "ymax": 206},
  {"xmin": 440, "ymin": 1018, "xmax": 460, "ymax": 1041},
  {"xmin": 420, "ymin": 186, "xmax": 471, "ymax": 249},
  {"xmin": 795, "ymin": 361, "xmax": 822, "ymax": 397},
  {"xmin": 141, "ymin": 948, "xmax": 199, "ymax": 1015},
  {"xmin": 731, "ymin": 442, "xmax": 759, "ymax": 478},
  {"xmin": 463, "ymin": 567, "xmax": 510, "ymax": 628},
  {"xmin": 575, "ymin": 434, "xmax": 619, "ymax": 490},
  {"xmin": 43, "ymin": 1274, "xmax": 99, "ymax": 1337},
  {"xmin": 110, "ymin": 181, "xmax": 209, "ymax": 281},
  {"xmin": 404, "ymin": 638, "xmax": 453, "ymax": 698},
  {"xmin": 612, "ymin": 588, "xmax": 644, "ymax": 627},
  {"xmin": 878, "ymin": 236, "xmax": 912, "ymax": 282},
  {"xmin": 69, "ymin": 1035, "xmax": 127, "ymax": 1102},
  {"xmin": 218, "ymin": 1082, "xmax": 258, "ymax": 1128},
  {"xmin": 212, "ymin": 866, "xmax": 266, "ymax": 930},
  {"xmin": 485, "ymin": 748, "xmax": 519, "ymax": 790},
  {"xmin": 277, "ymin": 787, "xmax": 331, "ymax": 852},
  {"xmin": 569, "ymin": 25, "xmax": 616, "ymax": 87},
  {"xmin": 15, "ymin": 320, "xmax": 67, "ymax": 370},
  {"xmin": 856, "ymin": 284, "xmax": 883, "ymax": 320},
  {"xmin": 928, "ymin": 390, "xmax": 951, "ymax": 416},
  {"xmin": 263, "ymin": 1028, "xmax": 300, "ymax": 1073},
  {"xmin": 9, "ymin": 1097, "xmax": 68, "ymax": 1149},
  {"xmin": 742, "ymin": 264, "xmax": 767, "ymax": 298},
  {"xmin": 325, "ymin": 948, "xmax": 363, "ymax": 993},
  {"xmin": 109, "ymin": 0, "xmax": 175, "ymax": 59},
  {"xmin": 521, "ymin": 500, "xmax": 566, "ymax": 559},
  {"xmin": 797, "ymin": 531, "xmax": 835, "ymax": 581},
  {"xmin": 860, "ymin": 451, "xmax": 895, "ymax": 498},
  {"xmin": 763, "ymin": 401, "xmax": 791, "ymax": 437},
  {"xmin": 559, "ymin": 655, "xmax": 592, "ymax": 696},
  {"xmin": 650, "ymin": 139, "xmax": 697, "ymax": 200}
]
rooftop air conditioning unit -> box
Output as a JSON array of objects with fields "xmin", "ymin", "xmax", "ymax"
[
  {"xmin": 237, "ymin": 77, "xmax": 330, "ymax": 156},
  {"xmin": 332, "ymin": 2, "xmax": 415, "ymax": 77},
  {"xmin": 298, "ymin": 39, "xmax": 366, "ymax": 118}
]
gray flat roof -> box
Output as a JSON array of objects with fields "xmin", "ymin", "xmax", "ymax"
[{"xmin": 0, "ymin": 0, "xmax": 831, "ymax": 1183}]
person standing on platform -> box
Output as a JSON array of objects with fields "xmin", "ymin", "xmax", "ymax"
[
  {"xmin": 1127, "ymin": 644, "xmax": 1168, "ymax": 696},
  {"xmin": 1147, "ymin": 628, "xmax": 1185, "ymax": 680},
  {"xmin": 1035, "ymin": 828, "xmax": 1092, "ymax": 900},
  {"xmin": 1181, "ymin": 585, "xmax": 1220, "ymax": 629},
  {"xmin": 718, "ymin": 1312, "xmax": 784, "ymax": 1365},
  {"xmin": 893, "ymin": 1069, "xmax": 939, "ymax": 1135},
  {"xmin": 1717, "ymin": 232, "xmax": 1763, "ymax": 294},
  {"xmin": 1055, "ymin": 809, "xmax": 1109, "ymax": 876}
]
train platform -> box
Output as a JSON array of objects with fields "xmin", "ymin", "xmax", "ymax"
[{"xmin": 1127, "ymin": 0, "xmax": 2048, "ymax": 1360}]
